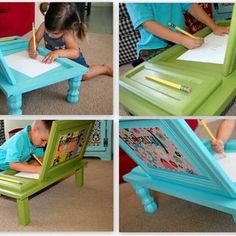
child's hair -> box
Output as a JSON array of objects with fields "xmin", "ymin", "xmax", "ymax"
[
  {"xmin": 33, "ymin": 120, "xmax": 54, "ymax": 133},
  {"xmin": 40, "ymin": 2, "xmax": 86, "ymax": 40},
  {"xmin": 41, "ymin": 120, "xmax": 54, "ymax": 131}
]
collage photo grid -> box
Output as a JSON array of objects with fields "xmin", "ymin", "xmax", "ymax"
[{"xmin": 1, "ymin": 1, "xmax": 236, "ymax": 236}]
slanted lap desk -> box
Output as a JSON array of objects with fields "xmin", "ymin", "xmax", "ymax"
[
  {"xmin": 120, "ymin": 119, "xmax": 236, "ymax": 223},
  {"xmin": 120, "ymin": 4, "xmax": 236, "ymax": 115},
  {"xmin": 0, "ymin": 36, "xmax": 88, "ymax": 115},
  {"xmin": 0, "ymin": 120, "xmax": 94, "ymax": 225}
]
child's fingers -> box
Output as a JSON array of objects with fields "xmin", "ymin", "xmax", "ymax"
[
  {"xmin": 42, "ymin": 54, "xmax": 56, "ymax": 64},
  {"xmin": 28, "ymin": 50, "xmax": 38, "ymax": 59},
  {"xmin": 211, "ymin": 139, "xmax": 224, "ymax": 153}
]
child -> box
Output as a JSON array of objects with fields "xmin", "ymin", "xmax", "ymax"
[
  {"xmin": 0, "ymin": 120, "xmax": 53, "ymax": 173},
  {"xmin": 28, "ymin": 3, "xmax": 112, "ymax": 80},
  {"xmin": 211, "ymin": 120, "xmax": 235, "ymax": 153},
  {"xmin": 126, "ymin": 3, "xmax": 229, "ymax": 61}
]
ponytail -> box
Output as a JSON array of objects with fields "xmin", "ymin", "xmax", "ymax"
[
  {"xmin": 73, "ymin": 8, "xmax": 87, "ymax": 40},
  {"xmin": 73, "ymin": 21, "xmax": 87, "ymax": 40},
  {"xmin": 40, "ymin": 2, "xmax": 49, "ymax": 16}
]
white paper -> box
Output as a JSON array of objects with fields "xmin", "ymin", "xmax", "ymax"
[
  {"xmin": 15, "ymin": 172, "xmax": 39, "ymax": 179},
  {"xmin": 215, "ymin": 152, "xmax": 236, "ymax": 182},
  {"xmin": 177, "ymin": 33, "xmax": 228, "ymax": 64},
  {"xmin": 4, "ymin": 50, "xmax": 60, "ymax": 78}
]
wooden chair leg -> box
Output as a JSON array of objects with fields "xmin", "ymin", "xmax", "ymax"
[
  {"xmin": 17, "ymin": 198, "xmax": 30, "ymax": 225},
  {"xmin": 132, "ymin": 183, "xmax": 158, "ymax": 213},
  {"xmin": 67, "ymin": 76, "xmax": 81, "ymax": 104},
  {"xmin": 75, "ymin": 167, "xmax": 84, "ymax": 187},
  {"xmin": 7, "ymin": 94, "xmax": 22, "ymax": 115}
]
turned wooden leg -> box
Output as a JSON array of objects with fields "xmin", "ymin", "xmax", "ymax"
[
  {"xmin": 7, "ymin": 94, "xmax": 22, "ymax": 115},
  {"xmin": 17, "ymin": 198, "xmax": 30, "ymax": 225},
  {"xmin": 67, "ymin": 76, "xmax": 81, "ymax": 104},
  {"xmin": 132, "ymin": 183, "xmax": 158, "ymax": 213}
]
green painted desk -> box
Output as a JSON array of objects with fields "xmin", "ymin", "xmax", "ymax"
[
  {"xmin": 120, "ymin": 7, "xmax": 236, "ymax": 116},
  {"xmin": 0, "ymin": 120, "xmax": 94, "ymax": 225}
]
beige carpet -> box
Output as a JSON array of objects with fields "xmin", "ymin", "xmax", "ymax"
[
  {"xmin": 0, "ymin": 33, "xmax": 113, "ymax": 115},
  {"xmin": 0, "ymin": 159, "xmax": 113, "ymax": 231},
  {"xmin": 120, "ymin": 119, "xmax": 236, "ymax": 232}
]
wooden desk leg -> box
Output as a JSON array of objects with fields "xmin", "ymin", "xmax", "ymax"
[
  {"xmin": 75, "ymin": 167, "xmax": 84, "ymax": 187},
  {"xmin": 7, "ymin": 94, "xmax": 22, "ymax": 115},
  {"xmin": 131, "ymin": 183, "xmax": 158, "ymax": 214},
  {"xmin": 67, "ymin": 76, "xmax": 81, "ymax": 104},
  {"xmin": 17, "ymin": 198, "xmax": 30, "ymax": 225}
]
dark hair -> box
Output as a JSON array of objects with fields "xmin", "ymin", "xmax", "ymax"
[
  {"xmin": 40, "ymin": 2, "xmax": 86, "ymax": 40},
  {"xmin": 42, "ymin": 120, "xmax": 54, "ymax": 131}
]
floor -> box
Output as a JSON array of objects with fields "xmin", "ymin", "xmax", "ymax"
[{"xmin": 85, "ymin": 4, "xmax": 113, "ymax": 34}]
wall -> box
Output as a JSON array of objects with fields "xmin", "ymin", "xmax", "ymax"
[{"xmin": 4, "ymin": 120, "xmax": 33, "ymax": 139}]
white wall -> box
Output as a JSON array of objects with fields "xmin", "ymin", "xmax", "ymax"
[
  {"xmin": 35, "ymin": 3, "xmax": 44, "ymax": 28},
  {"xmin": 4, "ymin": 120, "xmax": 33, "ymax": 139}
]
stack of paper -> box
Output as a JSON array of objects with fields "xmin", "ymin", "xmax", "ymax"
[
  {"xmin": 216, "ymin": 152, "xmax": 236, "ymax": 182},
  {"xmin": 4, "ymin": 50, "xmax": 60, "ymax": 78},
  {"xmin": 177, "ymin": 33, "xmax": 229, "ymax": 64},
  {"xmin": 15, "ymin": 172, "xmax": 39, "ymax": 179}
]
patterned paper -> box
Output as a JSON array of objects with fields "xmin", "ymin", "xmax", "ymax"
[
  {"xmin": 52, "ymin": 128, "xmax": 88, "ymax": 166},
  {"xmin": 120, "ymin": 127, "xmax": 197, "ymax": 175}
]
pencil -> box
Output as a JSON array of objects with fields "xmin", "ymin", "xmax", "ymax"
[
  {"xmin": 32, "ymin": 22, "xmax": 36, "ymax": 52},
  {"xmin": 0, "ymin": 37, "xmax": 17, "ymax": 43},
  {"xmin": 145, "ymin": 75, "xmax": 192, "ymax": 93},
  {"xmin": 199, "ymin": 119, "xmax": 226, "ymax": 158},
  {"xmin": 32, "ymin": 154, "xmax": 42, "ymax": 166},
  {"xmin": 0, "ymin": 176, "xmax": 22, "ymax": 184},
  {"xmin": 168, "ymin": 22, "xmax": 198, "ymax": 40}
]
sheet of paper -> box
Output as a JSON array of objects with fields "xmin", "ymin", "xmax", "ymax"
[
  {"xmin": 15, "ymin": 172, "xmax": 39, "ymax": 179},
  {"xmin": 215, "ymin": 152, "xmax": 236, "ymax": 182},
  {"xmin": 4, "ymin": 50, "xmax": 60, "ymax": 78},
  {"xmin": 177, "ymin": 33, "xmax": 228, "ymax": 64}
]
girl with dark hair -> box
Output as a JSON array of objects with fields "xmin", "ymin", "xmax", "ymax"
[{"xmin": 28, "ymin": 2, "xmax": 113, "ymax": 80}]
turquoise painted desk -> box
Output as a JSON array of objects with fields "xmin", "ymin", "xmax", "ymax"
[
  {"xmin": 0, "ymin": 36, "xmax": 88, "ymax": 115},
  {"xmin": 120, "ymin": 119, "xmax": 236, "ymax": 223},
  {"xmin": 120, "ymin": 4, "xmax": 236, "ymax": 116},
  {"xmin": 0, "ymin": 120, "xmax": 94, "ymax": 225},
  {"xmin": 85, "ymin": 120, "xmax": 113, "ymax": 160}
]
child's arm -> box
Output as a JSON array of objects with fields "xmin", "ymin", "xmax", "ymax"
[
  {"xmin": 211, "ymin": 120, "xmax": 235, "ymax": 153},
  {"xmin": 188, "ymin": 3, "xmax": 229, "ymax": 36},
  {"xmin": 142, "ymin": 21, "xmax": 204, "ymax": 49},
  {"xmin": 9, "ymin": 162, "xmax": 41, "ymax": 173},
  {"xmin": 28, "ymin": 22, "xmax": 45, "ymax": 58},
  {"xmin": 42, "ymin": 31, "xmax": 80, "ymax": 63}
]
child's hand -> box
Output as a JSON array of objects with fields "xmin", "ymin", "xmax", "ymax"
[
  {"xmin": 181, "ymin": 36, "xmax": 204, "ymax": 49},
  {"xmin": 211, "ymin": 139, "xmax": 224, "ymax": 153},
  {"xmin": 42, "ymin": 51, "xmax": 59, "ymax": 64},
  {"xmin": 28, "ymin": 46, "xmax": 38, "ymax": 59},
  {"xmin": 212, "ymin": 25, "xmax": 229, "ymax": 36}
]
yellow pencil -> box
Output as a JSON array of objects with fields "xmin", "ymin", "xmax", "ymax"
[
  {"xmin": 0, "ymin": 37, "xmax": 17, "ymax": 43},
  {"xmin": 145, "ymin": 75, "xmax": 192, "ymax": 93},
  {"xmin": 199, "ymin": 119, "xmax": 226, "ymax": 158},
  {"xmin": 32, "ymin": 22, "xmax": 36, "ymax": 52},
  {"xmin": 32, "ymin": 154, "xmax": 42, "ymax": 166},
  {"xmin": 0, "ymin": 176, "xmax": 22, "ymax": 184},
  {"xmin": 168, "ymin": 22, "xmax": 198, "ymax": 40}
]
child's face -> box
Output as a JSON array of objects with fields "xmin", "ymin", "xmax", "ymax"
[
  {"xmin": 31, "ymin": 129, "xmax": 49, "ymax": 147},
  {"xmin": 46, "ymin": 29, "xmax": 64, "ymax": 39}
]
